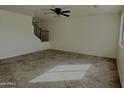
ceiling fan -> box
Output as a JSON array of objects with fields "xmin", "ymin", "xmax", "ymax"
[{"xmin": 43, "ymin": 7, "xmax": 71, "ymax": 17}]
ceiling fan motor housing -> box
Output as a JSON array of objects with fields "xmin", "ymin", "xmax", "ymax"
[{"xmin": 55, "ymin": 8, "xmax": 61, "ymax": 15}]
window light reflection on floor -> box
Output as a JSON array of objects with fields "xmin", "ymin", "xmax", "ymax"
[{"xmin": 29, "ymin": 64, "xmax": 92, "ymax": 83}]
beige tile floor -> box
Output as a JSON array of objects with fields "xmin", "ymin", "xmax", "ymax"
[{"xmin": 0, "ymin": 49, "xmax": 121, "ymax": 88}]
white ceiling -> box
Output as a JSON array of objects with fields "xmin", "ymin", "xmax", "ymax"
[{"xmin": 0, "ymin": 5, "xmax": 123, "ymax": 20}]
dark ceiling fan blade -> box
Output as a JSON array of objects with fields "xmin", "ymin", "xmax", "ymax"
[
  {"xmin": 61, "ymin": 10, "xmax": 71, "ymax": 13},
  {"xmin": 50, "ymin": 9, "xmax": 56, "ymax": 12},
  {"xmin": 61, "ymin": 13, "xmax": 70, "ymax": 17}
]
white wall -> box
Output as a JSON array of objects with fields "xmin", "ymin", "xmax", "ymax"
[
  {"xmin": 117, "ymin": 48, "xmax": 124, "ymax": 87},
  {"xmin": 49, "ymin": 14, "xmax": 120, "ymax": 58},
  {"xmin": 0, "ymin": 9, "xmax": 49, "ymax": 59},
  {"xmin": 117, "ymin": 9, "xmax": 124, "ymax": 87}
]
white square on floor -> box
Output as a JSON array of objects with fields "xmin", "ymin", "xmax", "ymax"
[{"xmin": 29, "ymin": 64, "xmax": 92, "ymax": 83}]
